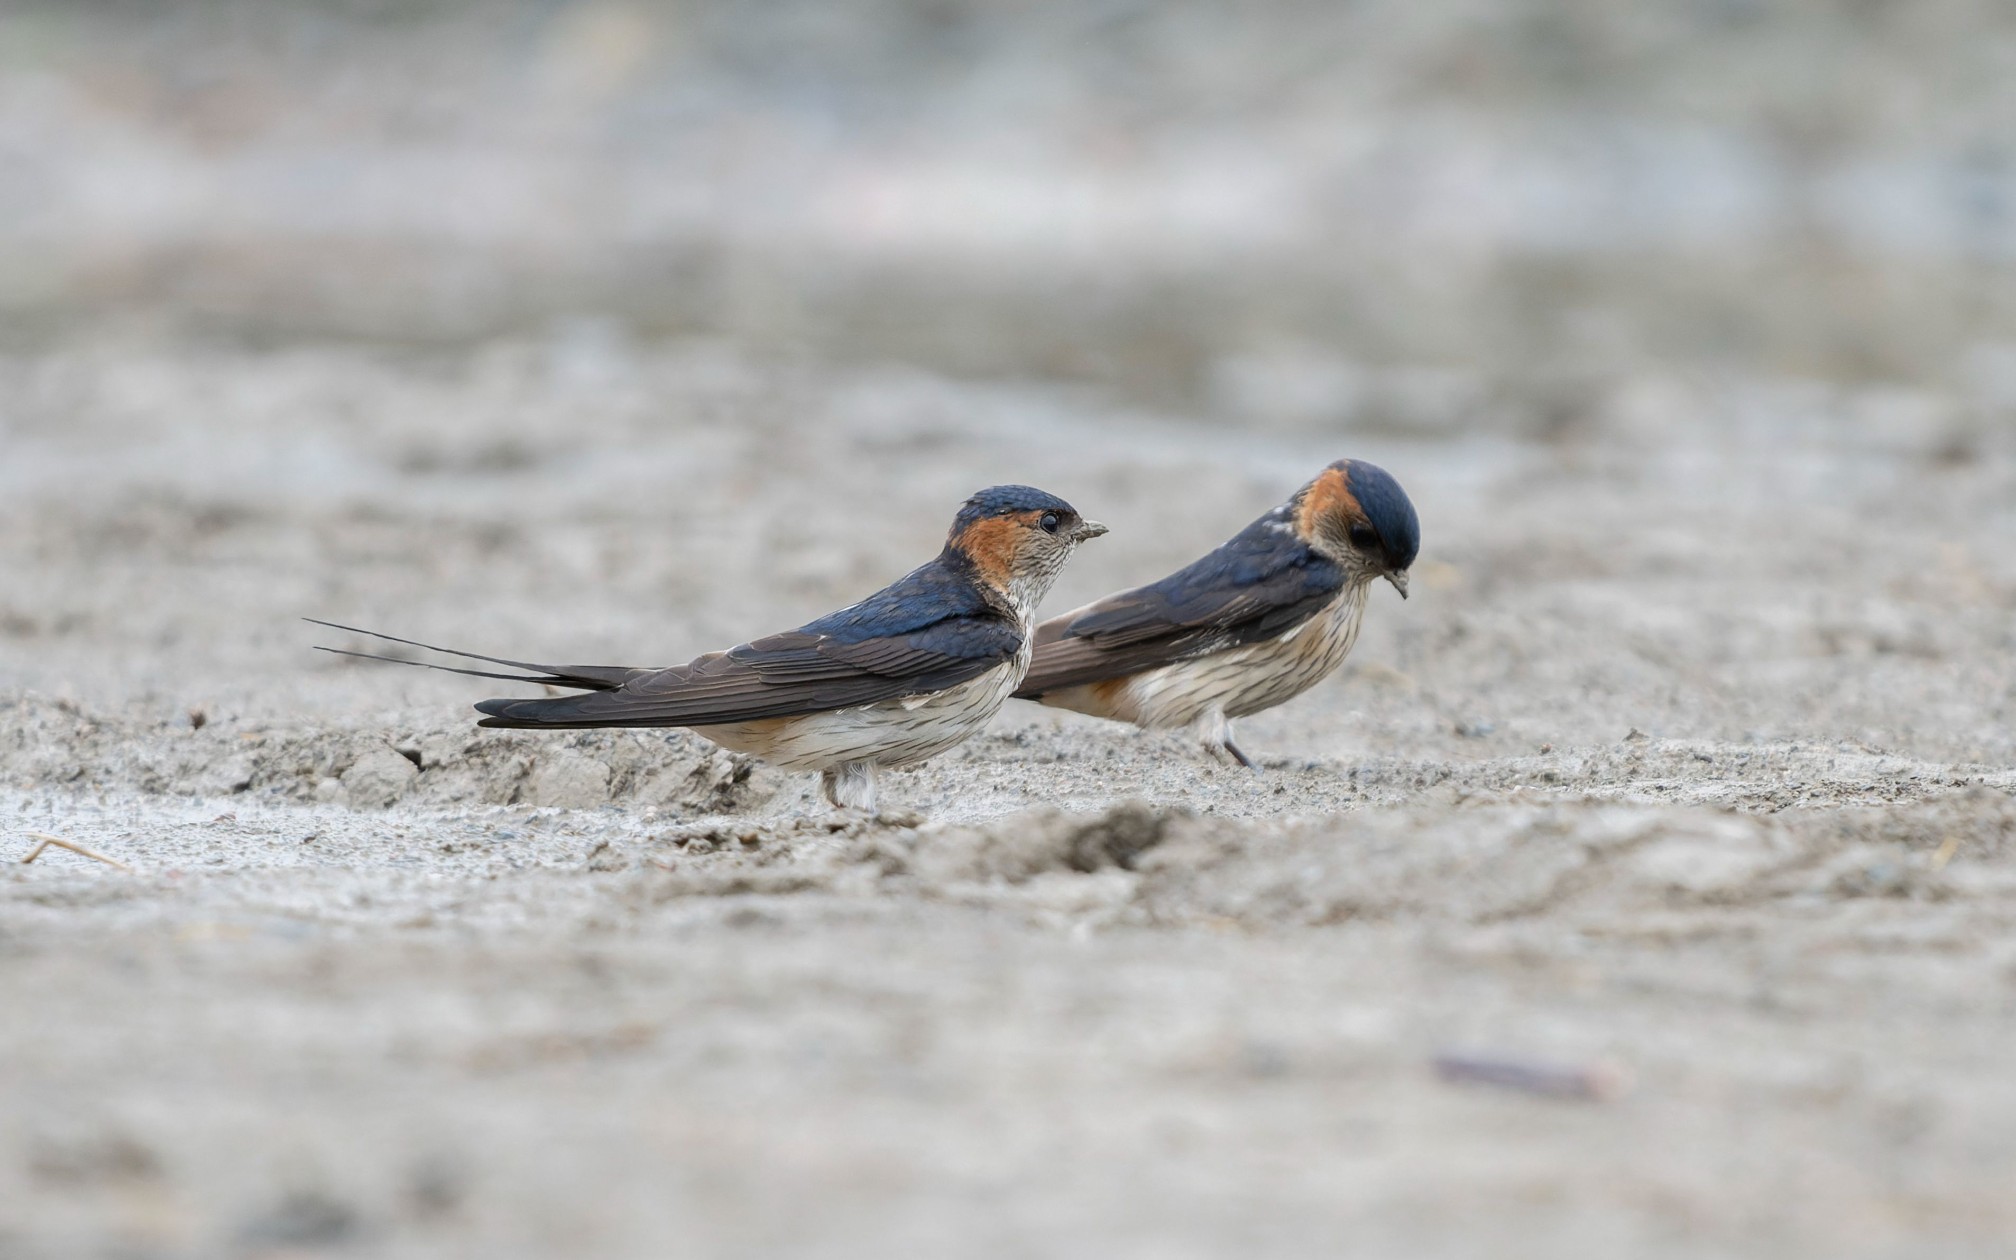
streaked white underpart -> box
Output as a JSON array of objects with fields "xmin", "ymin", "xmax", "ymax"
[{"xmin": 1096, "ymin": 576, "xmax": 1373, "ymax": 732}]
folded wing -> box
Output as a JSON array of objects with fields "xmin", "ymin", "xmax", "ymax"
[
  {"xmin": 475, "ymin": 614, "xmax": 1020, "ymax": 728},
  {"xmin": 312, "ymin": 556, "xmax": 1024, "ymax": 730},
  {"xmin": 1015, "ymin": 514, "xmax": 1344, "ymax": 696}
]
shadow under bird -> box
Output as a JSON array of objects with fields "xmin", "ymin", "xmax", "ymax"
[
  {"xmin": 1013, "ymin": 459, "xmax": 1417, "ymax": 767},
  {"xmin": 312, "ymin": 486, "xmax": 1106, "ymax": 813}
]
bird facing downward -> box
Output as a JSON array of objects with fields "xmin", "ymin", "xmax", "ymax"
[
  {"xmin": 313, "ymin": 486, "xmax": 1106, "ymax": 814},
  {"xmin": 1013, "ymin": 459, "xmax": 1417, "ymax": 768}
]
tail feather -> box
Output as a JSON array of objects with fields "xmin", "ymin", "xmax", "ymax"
[
  {"xmin": 305, "ymin": 618, "xmax": 641, "ymax": 692},
  {"xmin": 313, "ymin": 645, "xmax": 575, "ymax": 687},
  {"xmin": 474, "ymin": 692, "xmax": 655, "ymax": 729}
]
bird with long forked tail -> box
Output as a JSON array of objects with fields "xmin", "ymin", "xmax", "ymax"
[
  {"xmin": 313, "ymin": 485, "xmax": 1105, "ymax": 813},
  {"xmin": 1013, "ymin": 459, "xmax": 1416, "ymax": 767}
]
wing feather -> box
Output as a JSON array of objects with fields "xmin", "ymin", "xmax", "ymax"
[
  {"xmin": 475, "ymin": 616, "xmax": 1019, "ymax": 728},
  {"xmin": 314, "ymin": 555, "xmax": 1025, "ymax": 731},
  {"xmin": 472, "ymin": 556, "xmax": 1023, "ymax": 729},
  {"xmin": 1015, "ymin": 513, "xmax": 1343, "ymax": 697}
]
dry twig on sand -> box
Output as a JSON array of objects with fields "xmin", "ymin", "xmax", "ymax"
[
  {"xmin": 1432, "ymin": 1052, "xmax": 1630, "ymax": 1102},
  {"xmin": 18, "ymin": 833, "xmax": 133, "ymax": 872}
]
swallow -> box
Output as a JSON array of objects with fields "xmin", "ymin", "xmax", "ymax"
[
  {"xmin": 312, "ymin": 486, "xmax": 1106, "ymax": 813},
  {"xmin": 1013, "ymin": 459, "xmax": 1417, "ymax": 768}
]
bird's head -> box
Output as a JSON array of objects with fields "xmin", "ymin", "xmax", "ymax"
[
  {"xmin": 1294, "ymin": 459, "xmax": 1419, "ymax": 597},
  {"xmin": 946, "ymin": 484, "xmax": 1107, "ymax": 608}
]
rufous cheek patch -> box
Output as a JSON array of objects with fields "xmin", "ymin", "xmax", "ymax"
[
  {"xmin": 957, "ymin": 513, "xmax": 1032, "ymax": 587},
  {"xmin": 1296, "ymin": 466, "xmax": 1365, "ymax": 538}
]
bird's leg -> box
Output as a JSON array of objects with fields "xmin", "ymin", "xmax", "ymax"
[
  {"xmin": 1194, "ymin": 707, "xmax": 1258, "ymax": 770},
  {"xmin": 820, "ymin": 761, "xmax": 880, "ymax": 815}
]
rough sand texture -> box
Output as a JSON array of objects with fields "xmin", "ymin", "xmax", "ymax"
[{"xmin": 3, "ymin": 338, "xmax": 2015, "ymax": 1258}]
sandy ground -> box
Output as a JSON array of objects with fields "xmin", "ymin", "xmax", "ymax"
[{"xmin": 4, "ymin": 334, "xmax": 2016, "ymax": 1258}]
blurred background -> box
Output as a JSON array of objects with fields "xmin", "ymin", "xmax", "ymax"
[
  {"xmin": 1, "ymin": 0, "xmax": 2012, "ymax": 743},
  {"xmin": 7, "ymin": 0, "xmax": 2016, "ymax": 410}
]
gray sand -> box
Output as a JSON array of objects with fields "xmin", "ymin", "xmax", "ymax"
[
  {"xmin": 9, "ymin": 2, "xmax": 2016, "ymax": 1253},
  {"xmin": 5, "ymin": 338, "xmax": 2016, "ymax": 1258}
]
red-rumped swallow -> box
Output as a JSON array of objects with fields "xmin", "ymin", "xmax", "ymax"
[
  {"xmin": 1013, "ymin": 459, "xmax": 1417, "ymax": 767},
  {"xmin": 312, "ymin": 486, "xmax": 1105, "ymax": 813}
]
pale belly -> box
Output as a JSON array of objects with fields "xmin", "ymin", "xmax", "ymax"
[
  {"xmin": 1048, "ymin": 581, "xmax": 1370, "ymax": 730},
  {"xmin": 693, "ymin": 655, "xmax": 1026, "ymax": 772}
]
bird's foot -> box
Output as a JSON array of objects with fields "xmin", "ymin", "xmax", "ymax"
[
  {"xmin": 1218, "ymin": 736, "xmax": 1258, "ymax": 770},
  {"xmin": 819, "ymin": 761, "xmax": 879, "ymax": 813},
  {"xmin": 1194, "ymin": 709, "xmax": 1260, "ymax": 771}
]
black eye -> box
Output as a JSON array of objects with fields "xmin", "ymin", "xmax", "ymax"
[
  {"xmin": 1348, "ymin": 523, "xmax": 1379, "ymax": 550},
  {"xmin": 1040, "ymin": 512, "xmax": 1061, "ymax": 534}
]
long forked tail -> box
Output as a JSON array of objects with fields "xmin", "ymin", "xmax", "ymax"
[{"xmin": 305, "ymin": 618, "xmax": 644, "ymax": 694}]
